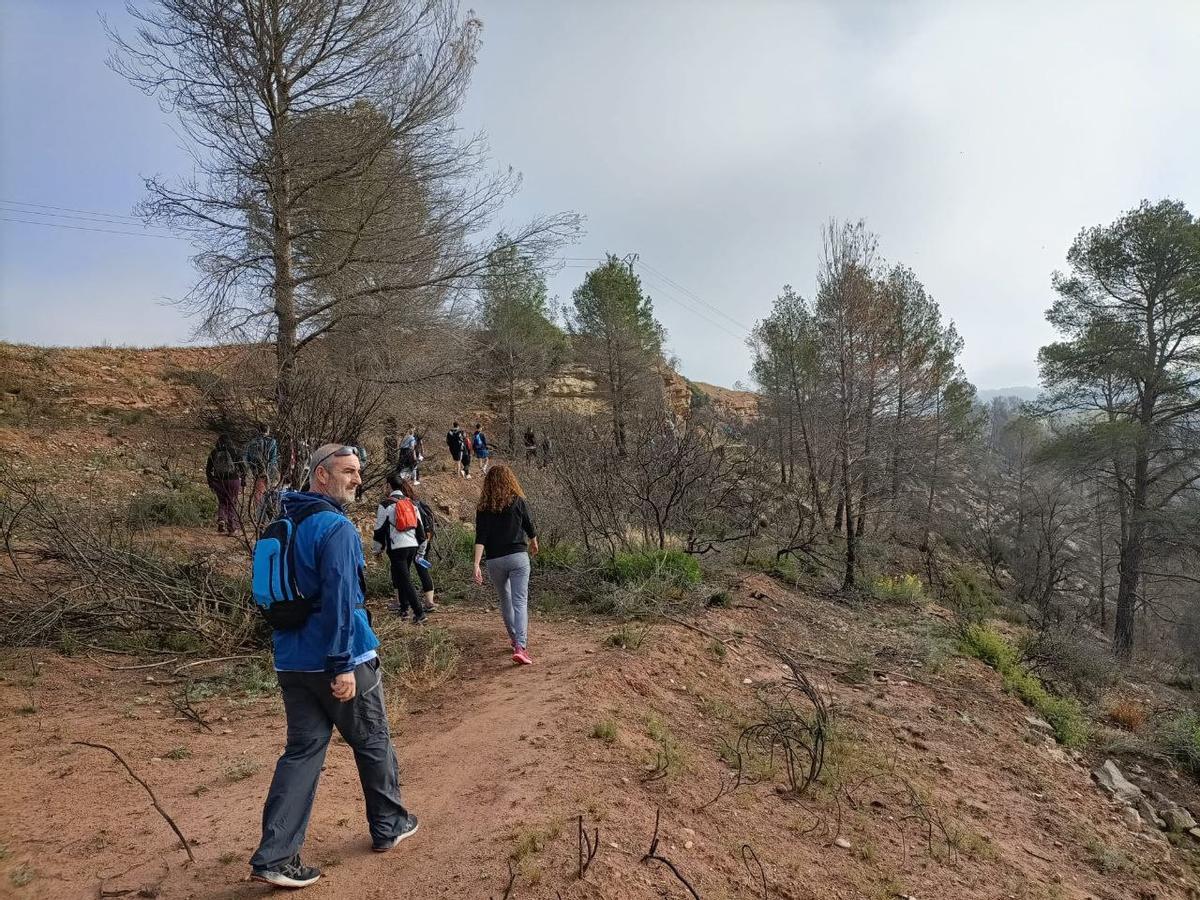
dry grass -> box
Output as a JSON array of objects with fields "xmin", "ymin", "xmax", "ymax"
[{"xmin": 1107, "ymin": 699, "xmax": 1148, "ymax": 732}]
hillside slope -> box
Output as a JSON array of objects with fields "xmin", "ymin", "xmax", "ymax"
[{"xmin": 1, "ymin": 344, "xmax": 1197, "ymax": 899}]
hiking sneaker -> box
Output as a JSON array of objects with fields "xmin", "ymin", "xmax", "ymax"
[
  {"xmin": 251, "ymin": 857, "xmax": 321, "ymax": 888},
  {"xmin": 373, "ymin": 814, "xmax": 420, "ymax": 851},
  {"xmin": 512, "ymin": 646, "xmax": 533, "ymax": 666},
  {"xmin": 412, "ymin": 612, "xmax": 428, "ymax": 626}
]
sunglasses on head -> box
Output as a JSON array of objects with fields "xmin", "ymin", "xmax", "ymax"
[{"xmin": 313, "ymin": 445, "xmax": 359, "ymax": 472}]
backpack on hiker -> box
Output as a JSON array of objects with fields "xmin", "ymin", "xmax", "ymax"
[
  {"xmin": 210, "ymin": 446, "xmax": 238, "ymax": 480},
  {"xmin": 251, "ymin": 502, "xmax": 332, "ymax": 630},
  {"xmin": 472, "ymin": 431, "xmax": 486, "ymax": 454},
  {"xmin": 371, "ymin": 496, "xmax": 419, "ymax": 549},
  {"xmin": 398, "ymin": 444, "xmax": 417, "ymax": 468},
  {"xmin": 417, "ymin": 500, "xmax": 436, "ymax": 539}
]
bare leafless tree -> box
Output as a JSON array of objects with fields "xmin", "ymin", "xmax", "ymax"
[{"xmin": 108, "ymin": 0, "xmax": 578, "ymax": 419}]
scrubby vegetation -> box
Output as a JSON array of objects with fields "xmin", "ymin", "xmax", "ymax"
[{"xmin": 961, "ymin": 624, "xmax": 1089, "ymax": 748}]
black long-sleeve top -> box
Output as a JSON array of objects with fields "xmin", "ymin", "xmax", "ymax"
[{"xmin": 474, "ymin": 498, "xmax": 536, "ymax": 560}]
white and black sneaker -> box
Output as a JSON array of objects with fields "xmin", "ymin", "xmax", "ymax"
[
  {"xmin": 373, "ymin": 814, "xmax": 420, "ymax": 851},
  {"xmin": 251, "ymin": 856, "xmax": 321, "ymax": 888}
]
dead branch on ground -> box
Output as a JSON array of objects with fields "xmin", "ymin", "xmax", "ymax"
[
  {"xmin": 577, "ymin": 814, "xmax": 599, "ymax": 879},
  {"xmin": 641, "ymin": 808, "xmax": 701, "ymax": 900},
  {"xmin": 72, "ymin": 741, "xmax": 195, "ymax": 862}
]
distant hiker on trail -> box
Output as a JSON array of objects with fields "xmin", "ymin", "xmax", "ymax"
[
  {"xmin": 398, "ymin": 424, "xmax": 420, "ymax": 485},
  {"xmin": 245, "ymin": 422, "xmax": 280, "ymax": 521},
  {"xmin": 372, "ymin": 473, "xmax": 428, "ymax": 623},
  {"xmin": 446, "ymin": 421, "xmax": 467, "ymax": 477},
  {"xmin": 523, "ymin": 427, "xmax": 537, "ymax": 464},
  {"xmin": 473, "ymin": 464, "xmax": 538, "ymax": 666},
  {"xmin": 460, "ymin": 427, "xmax": 473, "ymax": 479},
  {"xmin": 205, "ymin": 433, "xmax": 242, "ymax": 534},
  {"xmin": 250, "ymin": 444, "xmax": 418, "ymax": 889},
  {"xmin": 404, "ymin": 480, "xmax": 438, "ymax": 613},
  {"xmin": 472, "ymin": 423, "xmax": 490, "ymax": 474}
]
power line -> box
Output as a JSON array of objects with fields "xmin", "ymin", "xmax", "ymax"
[
  {"xmin": 0, "ymin": 204, "xmax": 179, "ymax": 234},
  {"xmin": 636, "ymin": 258, "xmax": 754, "ymax": 333},
  {"xmin": 0, "ymin": 216, "xmax": 188, "ymax": 241},
  {"xmin": 636, "ymin": 268, "xmax": 748, "ymax": 338},
  {"xmin": 0, "ymin": 197, "xmax": 146, "ymax": 223}
]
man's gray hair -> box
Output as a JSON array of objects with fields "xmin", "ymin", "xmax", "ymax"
[{"xmin": 308, "ymin": 443, "xmax": 350, "ymax": 485}]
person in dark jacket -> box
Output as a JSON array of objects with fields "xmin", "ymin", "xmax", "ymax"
[
  {"xmin": 446, "ymin": 421, "xmax": 467, "ymax": 477},
  {"xmin": 205, "ymin": 433, "xmax": 243, "ymax": 533},
  {"xmin": 472, "ymin": 464, "xmax": 538, "ymax": 665},
  {"xmin": 250, "ymin": 444, "xmax": 418, "ymax": 889}
]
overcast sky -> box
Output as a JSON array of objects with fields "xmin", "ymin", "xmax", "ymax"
[{"xmin": 2, "ymin": 1, "xmax": 1197, "ymax": 389}]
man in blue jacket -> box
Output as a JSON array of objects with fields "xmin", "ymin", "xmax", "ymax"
[{"xmin": 250, "ymin": 444, "xmax": 418, "ymax": 889}]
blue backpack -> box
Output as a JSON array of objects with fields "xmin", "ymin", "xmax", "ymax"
[{"xmin": 251, "ymin": 502, "xmax": 333, "ymax": 630}]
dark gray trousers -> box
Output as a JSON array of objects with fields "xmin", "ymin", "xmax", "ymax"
[{"xmin": 250, "ymin": 658, "xmax": 409, "ymax": 870}]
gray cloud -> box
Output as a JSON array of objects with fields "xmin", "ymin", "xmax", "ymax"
[{"xmin": 3, "ymin": 0, "xmax": 1197, "ymax": 390}]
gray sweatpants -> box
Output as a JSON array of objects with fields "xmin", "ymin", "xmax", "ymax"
[
  {"xmin": 486, "ymin": 551, "xmax": 531, "ymax": 649},
  {"xmin": 250, "ymin": 658, "xmax": 410, "ymax": 870}
]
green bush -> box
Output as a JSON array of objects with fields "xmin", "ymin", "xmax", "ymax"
[
  {"xmin": 945, "ymin": 567, "xmax": 996, "ymax": 623},
  {"xmin": 380, "ymin": 626, "xmax": 460, "ymax": 691},
  {"xmin": 590, "ymin": 720, "xmax": 618, "ymax": 743},
  {"xmin": 961, "ymin": 624, "xmax": 1088, "ymax": 748},
  {"xmin": 533, "ymin": 542, "xmax": 581, "ymax": 571},
  {"xmin": 706, "ymin": 590, "xmax": 733, "ymax": 608},
  {"xmin": 605, "ymin": 623, "xmax": 653, "ymax": 651},
  {"xmin": 127, "ymin": 484, "xmax": 216, "ymax": 528},
  {"xmin": 602, "ymin": 549, "xmax": 701, "ymax": 587},
  {"xmin": 871, "ymin": 574, "xmax": 924, "ymax": 604},
  {"xmin": 1158, "ymin": 710, "xmax": 1200, "ymax": 776},
  {"xmin": 364, "ymin": 558, "xmax": 395, "ymax": 600}
]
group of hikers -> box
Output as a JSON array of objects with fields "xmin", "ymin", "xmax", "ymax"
[
  {"xmin": 204, "ymin": 423, "xmax": 281, "ymax": 533},
  {"xmin": 243, "ymin": 425, "xmax": 540, "ymax": 889}
]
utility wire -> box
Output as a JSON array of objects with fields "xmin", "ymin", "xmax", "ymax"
[
  {"xmin": 0, "ymin": 204, "xmax": 178, "ymax": 234},
  {"xmin": 0, "ymin": 197, "xmax": 145, "ymax": 222},
  {"xmin": 636, "ymin": 258, "xmax": 753, "ymax": 333},
  {"xmin": 0, "ymin": 216, "xmax": 188, "ymax": 240}
]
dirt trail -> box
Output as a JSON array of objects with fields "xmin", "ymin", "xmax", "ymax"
[{"xmin": 0, "ymin": 610, "xmax": 608, "ymax": 900}]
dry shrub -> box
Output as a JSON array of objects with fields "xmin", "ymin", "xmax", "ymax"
[{"xmin": 1107, "ymin": 699, "xmax": 1147, "ymax": 733}]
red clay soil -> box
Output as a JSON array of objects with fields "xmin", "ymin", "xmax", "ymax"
[{"xmin": 3, "ymin": 576, "xmax": 1198, "ymax": 900}]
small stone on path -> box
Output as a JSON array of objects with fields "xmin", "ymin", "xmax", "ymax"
[{"xmin": 834, "ymin": 837, "xmax": 851, "ymax": 850}]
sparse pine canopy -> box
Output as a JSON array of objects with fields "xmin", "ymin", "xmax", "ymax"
[{"xmin": 1038, "ymin": 198, "xmax": 1200, "ymax": 659}]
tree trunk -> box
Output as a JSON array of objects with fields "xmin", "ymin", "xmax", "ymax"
[
  {"xmin": 841, "ymin": 451, "xmax": 856, "ymax": 589},
  {"xmin": 1114, "ymin": 446, "xmax": 1149, "ymax": 659}
]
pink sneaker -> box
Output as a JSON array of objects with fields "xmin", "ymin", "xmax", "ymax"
[{"xmin": 512, "ymin": 646, "xmax": 533, "ymax": 666}]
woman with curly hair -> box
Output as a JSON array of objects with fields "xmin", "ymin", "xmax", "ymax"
[{"xmin": 472, "ymin": 464, "xmax": 539, "ymax": 665}]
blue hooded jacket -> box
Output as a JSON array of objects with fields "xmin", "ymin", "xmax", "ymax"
[{"xmin": 271, "ymin": 491, "xmax": 379, "ymax": 674}]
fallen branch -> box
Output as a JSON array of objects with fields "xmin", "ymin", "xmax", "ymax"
[
  {"xmin": 663, "ymin": 615, "xmax": 737, "ymax": 646},
  {"xmin": 641, "ymin": 808, "xmax": 700, "ymax": 899},
  {"xmin": 741, "ymin": 844, "xmax": 767, "ymax": 899},
  {"xmin": 578, "ymin": 814, "xmax": 599, "ymax": 879},
  {"xmin": 172, "ymin": 654, "xmax": 260, "ymax": 675},
  {"xmin": 491, "ymin": 860, "xmax": 518, "ymax": 900},
  {"xmin": 72, "ymin": 741, "xmax": 194, "ymax": 862},
  {"xmin": 88, "ymin": 654, "xmax": 179, "ymax": 671}
]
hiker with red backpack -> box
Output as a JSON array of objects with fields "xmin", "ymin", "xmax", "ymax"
[
  {"xmin": 372, "ymin": 473, "xmax": 428, "ymax": 623},
  {"xmin": 401, "ymin": 480, "xmax": 438, "ymax": 614},
  {"xmin": 206, "ymin": 433, "xmax": 243, "ymax": 534}
]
